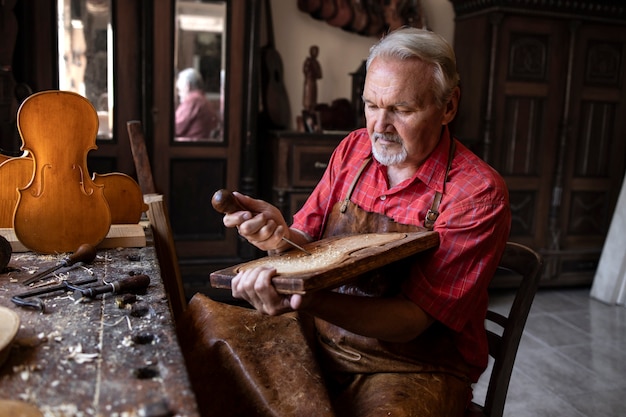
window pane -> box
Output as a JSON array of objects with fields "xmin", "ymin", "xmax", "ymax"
[
  {"xmin": 174, "ymin": 1, "xmax": 226, "ymax": 142},
  {"xmin": 57, "ymin": 0, "xmax": 113, "ymax": 139}
]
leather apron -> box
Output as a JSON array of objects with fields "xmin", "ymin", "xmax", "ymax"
[
  {"xmin": 314, "ymin": 143, "xmax": 474, "ymax": 416},
  {"xmin": 316, "ymin": 155, "xmax": 471, "ymax": 376}
]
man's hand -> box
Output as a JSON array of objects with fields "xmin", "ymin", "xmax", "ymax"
[
  {"xmin": 230, "ymin": 266, "xmax": 293, "ymax": 315},
  {"xmin": 222, "ymin": 192, "xmax": 290, "ymax": 252}
]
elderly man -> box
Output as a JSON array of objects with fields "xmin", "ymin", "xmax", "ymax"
[
  {"xmin": 179, "ymin": 27, "xmax": 510, "ymax": 417},
  {"xmin": 175, "ymin": 67, "xmax": 218, "ymax": 139}
]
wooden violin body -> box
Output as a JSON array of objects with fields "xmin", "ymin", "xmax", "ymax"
[
  {"xmin": 13, "ymin": 91, "xmax": 112, "ymax": 253},
  {"xmin": 93, "ymin": 172, "xmax": 148, "ymax": 224},
  {"xmin": 0, "ymin": 157, "xmax": 146, "ymax": 229},
  {"xmin": 0, "ymin": 155, "xmax": 32, "ymax": 228},
  {"xmin": 328, "ymin": 0, "xmax": 353, "ymax": 28}
]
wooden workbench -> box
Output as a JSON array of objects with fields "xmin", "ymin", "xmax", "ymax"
[{"xmin": 0, "ymin": 246, "xmax": 199, "ymax": 416}]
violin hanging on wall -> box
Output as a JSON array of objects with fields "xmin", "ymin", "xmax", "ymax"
[{"xmin": 13, "ymin": 91, "xmax": 112, "ymax": 254}]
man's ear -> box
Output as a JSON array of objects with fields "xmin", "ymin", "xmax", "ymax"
[{"xmin": 442, "ymin": 86, "xmax": 460, "ymax": 125}]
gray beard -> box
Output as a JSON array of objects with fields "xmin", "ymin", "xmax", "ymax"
[{"xmin": 371, "ymin": 132, "xmax": 408, "ymax": 166}]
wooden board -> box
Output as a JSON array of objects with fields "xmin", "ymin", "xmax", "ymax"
[
  {"xmin": 210, "ymin": 231, "xmax": 439, "ymax": 294},
  {"xmin": 0, "ymin": 224, "xmax": 146, "ymax": 252}
]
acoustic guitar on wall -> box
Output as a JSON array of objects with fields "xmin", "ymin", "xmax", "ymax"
[{"xmin": 261, "ymin": 0, "xmax": 291, "ymax": 129}]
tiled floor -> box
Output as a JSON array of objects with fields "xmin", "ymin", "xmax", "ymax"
[{"xmin": 473, "ymin": 286, "xmax": 626, "ymax": 417}]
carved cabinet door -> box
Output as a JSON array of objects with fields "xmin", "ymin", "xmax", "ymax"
[{"xmin": 452, "ymin": 4, "xmax": 626, "ymax": 286}]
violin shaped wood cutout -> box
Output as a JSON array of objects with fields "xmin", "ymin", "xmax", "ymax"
[
  {"xmin": 13, "ymin": 91, "xmax": 112, "ymax": 254},
  {"xmin": 93, "ymin": 172, "xmax": 148, "ymax": 224},
  {"xmin": 0, "ymin": 155, "xmax": 32, "ymax": 228},
  {"xmin": 210, "ymin": 231, "xmax": 439, "ymax": 294},
  {"xmin": 0, "ymin": 157, "xmax": 145, "ymax": 227}
]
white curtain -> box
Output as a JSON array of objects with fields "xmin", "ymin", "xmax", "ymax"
[{"xmin": 591, "ymin": 172, "xmax": 626, "ymax": 305}]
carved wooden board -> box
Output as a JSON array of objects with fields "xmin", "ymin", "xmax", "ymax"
[{"xmin": 210, "ymin": 231, "xmax": 439, "ymax": 294}]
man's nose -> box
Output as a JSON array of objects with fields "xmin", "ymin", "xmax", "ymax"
[{"xmin": 372, "ymin": 109, "xmax": 392, "ymax": 132}]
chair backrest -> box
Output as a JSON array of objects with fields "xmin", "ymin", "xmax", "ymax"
[
  {"xmin": 126, "ymin": 120, "xmax": 186, "ymax": 320},
  {"xmin": 469, "ymin": 242, "xmax": 543, "ymax": 417},
  {"xmin": 126, "ymin": 120, "xmax": 157, "ymax": 195},
  {"xmin": 145, "ymin": 193, "xmax": 187, "ymax": 321}
]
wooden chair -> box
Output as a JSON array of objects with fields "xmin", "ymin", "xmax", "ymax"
[
  {"xmin": 144, "ymin": 193, "xmax": 187, "ymax": 321},
  {"xmin": 126, "ymin": 121, "xmax": 186, "ymax": 321},
  {"xmin": 126, "ymin": 120, "xmax": 157, "ymax": 195},
  {"xmin": 466, "ymin": 242, "xmax": 544, "ymax": 417}
]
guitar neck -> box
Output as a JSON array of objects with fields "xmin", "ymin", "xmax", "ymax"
[{"xmin": 264, "ymin": 0, "xmax": 275, "ymax": 48}]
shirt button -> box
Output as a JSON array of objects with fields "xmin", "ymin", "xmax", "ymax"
[{"xmin": 380, "ymin": 195, "xmax": 387, "ymax": 201}]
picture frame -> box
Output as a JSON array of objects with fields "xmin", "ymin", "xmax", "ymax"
[{"xmin": 302, "ymin": 110, "xmax": 321, "ymax": 133}]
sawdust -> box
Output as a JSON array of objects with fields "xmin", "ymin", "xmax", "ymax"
[{"xmin": 237, "ymin": 233, "xmax": 403, "ymax": 275}]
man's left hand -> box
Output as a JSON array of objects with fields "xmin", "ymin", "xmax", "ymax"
[{"xmin": 231, "ymin": 266, "xmax": 293, "ymax": 315}]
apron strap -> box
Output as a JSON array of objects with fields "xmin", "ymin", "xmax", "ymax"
[
  {"xmin": 424, "ymin": 138, "xmax": 456, "ymax": 230},
  {"xmin": 340, "ymin": 157, "xmax": 372, "ymax": 213}
]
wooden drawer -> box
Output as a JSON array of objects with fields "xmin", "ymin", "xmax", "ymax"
[
  {"xmin": 267, "ymin": 131, "xmax": 345, "ymax": 221},
  {"xmin": 291, "ymin": 143, "xmax": 336, "ymax": 187},
  {"xmin": 270, "ymin": 132, "xmax": 344, "ymax": 189}
]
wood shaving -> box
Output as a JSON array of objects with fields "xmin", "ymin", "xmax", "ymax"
[
  {"xmin": 67, "ymin": 343, "xmax": 99, "ymax": 364},
  {"xmin": 238, "ymin": 233, "xmax": 403, "ymax": 275}
]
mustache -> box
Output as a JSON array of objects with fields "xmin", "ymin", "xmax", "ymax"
[{"xmin": 372, "ymin": 132, "xmax": 403, "ymax": 144}]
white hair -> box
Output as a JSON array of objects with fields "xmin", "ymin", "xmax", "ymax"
[
  {"xmin": 366, "ymin": 27, "xmax": 460, "ymax": 108},
  {"xmin": 177, "ymin": 68, "xmax": 204, "ymax": 91}
]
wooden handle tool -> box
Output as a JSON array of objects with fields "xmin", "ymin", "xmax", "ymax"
[
  {"xmin": 23, "ymin": 243, "xmax": 97, "ymax": 286},
  {"xmin": 70, "ymin": 274, "xmax": 150, "ymax": 300},
  {"xmin": 211, "ymin": 189, "xmax": 311, "ymax": 255}
]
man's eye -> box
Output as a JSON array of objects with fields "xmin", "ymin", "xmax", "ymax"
[{"xmin": 395, "ymin": 108, "xmax": 413, "ymax": 114}]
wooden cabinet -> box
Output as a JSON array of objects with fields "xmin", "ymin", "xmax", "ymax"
[
  {"xmin": 450, "ymin": 1, "xmax": 626, "ymax": 286},
  {"xmin": 265, "ymin": 131, "xmax": 344, "ymax": 223}
]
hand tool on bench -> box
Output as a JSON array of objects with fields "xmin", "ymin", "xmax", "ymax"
[
  {"xmin": 11, "ymin": 276, "xmax": 99, "ymax": 311},
  {"xmin": 211, "ymin": 189, "xmax": 311, "ymax": 256},
  {"xmin": 12, "ymin": 274, "xmax": 150, "ymax": 312},
  {"xmin": 23, "ymin": 243, "xmax": 97, "ymax": 286},
  {"xmin": 68, "ymin": 273, "xmax": 150, "ymax": 300}
]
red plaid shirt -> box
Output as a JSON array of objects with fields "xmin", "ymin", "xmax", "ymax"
[{"xmin": 292, "ymin": 127, "xmax": 511, "ymax": 381}]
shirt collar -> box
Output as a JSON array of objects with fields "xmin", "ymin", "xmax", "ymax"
[{"xmin": 415, "ymin": 126, "xmax": 453, "ymax": 193}]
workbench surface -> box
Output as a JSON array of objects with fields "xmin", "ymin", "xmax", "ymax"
[{"xmin": 0, "ymin": 246, "xmax": 199, "ymax": 416}]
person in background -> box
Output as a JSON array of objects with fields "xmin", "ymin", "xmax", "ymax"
[
  {"xmin": 175, "ymin": 67, "xmax": 218, "ymax": 139},
  {"xmin": 179, "ymin": 27, "xmax": 511, "ymax": 416}
]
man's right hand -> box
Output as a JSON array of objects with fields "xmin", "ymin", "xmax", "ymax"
[{"xmin": 222, "ymin": 192, "xmax": 291, "ymax": 252}]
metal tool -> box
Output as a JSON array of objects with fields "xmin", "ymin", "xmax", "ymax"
[
  {"xmin": 68, "ymin": 274, "xmax": 150, "ymax": 300},
  {"xmin": 11, "ymin": 274, "xmax": 150, "ymax": 311},
  {"xmin": 11, "ymin": 276, "xmax": 98, "ymax": 311},
  {"xmin": 211, "ymin": 189, "xmax": 312, "ymax": 255},
  {"xmin": 23, "ymin": 243, "xmax": 97, "ymax": 286}
]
